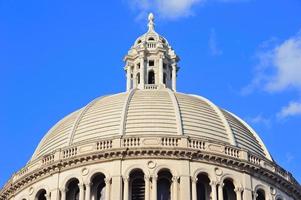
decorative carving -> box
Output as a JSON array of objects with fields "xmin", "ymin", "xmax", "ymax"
[{"xmin": 147, "ymin": 160, "xmax": 156, "ymax": 169}]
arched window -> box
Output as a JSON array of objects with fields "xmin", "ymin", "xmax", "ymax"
[
  {"xmin": 66, "ymin": 178, "xmax": 80, "ymax": 200},
  {"xmin": 35, "ymin": 189, "xmax": 47, "ymax": 200},
  {"xmin": 256, "ymin": 189, "xmax": 266, "ymax": 200},
  {"xmin": 196, "ymin": 174, "xmax": 211, "ymax": 200},
  {"xmin": 130, "ymin": 169, "xmax": 145, "ymax": 200},
  {"xmin": 91, "ymin": 173, "xmax": 106, "ymax": 200},
  {"xmin": 157, "ymin": 170, "xmax": 172, "ymax": 200},
  {"xmin": 137, "ymin": 73, "xmax": 140, "ymax": 84},
  {"xmin": 223, "ymin": 179, "xmax": 236, "ymax": 200},
  {"xmin": 148, "ymin": 37, "xmax": 155, "ymax": 41},
  {"xmin": 163, "ymin": 73, "xmax": 167, "ymax": 84},
  {"xmin": 148, "ymin": 70, "xmax": 155, "ymax": 84}
]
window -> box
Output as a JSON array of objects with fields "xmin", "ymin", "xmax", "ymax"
[
  {"xmin": 148, "ymin": 37, "xmax": 155, "ymax": 41},
  {"xmin": 149, "ymin": 60, "xmax": 154, "ymax": 67},
  {"xmin": 148, "ymin": 71, "xmax": 155, "ymax": 84},
  {"xmin": 163, "ymin": 63, "xmax": 167, "ymax": 70}
]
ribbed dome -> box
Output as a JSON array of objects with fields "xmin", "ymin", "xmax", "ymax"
[{"xmin": 31, "ymin": 89, "xmax": 272, "ymax": 162}]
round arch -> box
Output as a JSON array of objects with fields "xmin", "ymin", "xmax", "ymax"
[
  {"xmin": 124, "ymin": 164, "xmax": 150, "ymax": 178},
  {"xmin": 60, "ymin": 175, "xmax": 83, "ymax": 189},
  {"xmin": 220, "ymin": 174, "xmax": 241, "ymax": 189},
  {"xmin": 85, "ymin": 168, "xmax": 110, "ymax": 184},
  {"xmin": 153, "ymin": 165, "xmax": 178, "ymax": 177},
  {"xmin": 192, "ymin": 168, "xmax": 214, "ymax": 181}
]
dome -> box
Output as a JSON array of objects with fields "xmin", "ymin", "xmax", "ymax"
[
  {"xmin": 31, "ymin": 88, "xmax": 272, "ymax": 162},
  {"xmin": 2, "ymin": 13, "xmax": 300, "ymax": 200}
]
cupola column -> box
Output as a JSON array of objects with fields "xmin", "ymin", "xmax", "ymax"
[
  {"xmin": 158, "ymin": 55, "xmax": 164, "ymax": 86},
  {"xmin": 172, "ymin": 62, "xmax": 177, "ymax": 91},
  {"xmin": 126, "ymin": 65, "xmax": 131, "ymax": 91},
  {"xmin": 139, "ymin": 54, "xmax": 145, "ymax": 89}
]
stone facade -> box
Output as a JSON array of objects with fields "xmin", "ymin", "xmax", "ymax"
[{"xmin": 1, "ymin": 13, "xmax": 300, "ymax": 200}]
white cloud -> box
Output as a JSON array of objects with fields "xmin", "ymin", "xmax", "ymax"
[
  {"xmin": 243, "ymin": 32, "xmax": 301, "ymax": 94},
  {"xmin": 247, "ymin": 114, "xmax": 271, "ymax": 127},
  {"xmin": 277, "ymin": 101, "xmax": 301, "ymax": 118},
  {"xmin": 128, "ymin": 0, "xmax": 248, "ymax": 20},
  {"xmin": 209, "ymin": 29, "xmax": 223, "ymax": 56}
]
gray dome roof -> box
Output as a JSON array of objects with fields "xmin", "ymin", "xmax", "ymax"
[{"xmin": 31, "ymin": 89, "xmax": 272, "ymax": 162}]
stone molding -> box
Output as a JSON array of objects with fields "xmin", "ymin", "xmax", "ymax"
[{"xmin": 1, "ymin": 135, "xmax": 301, "ymax": 200}]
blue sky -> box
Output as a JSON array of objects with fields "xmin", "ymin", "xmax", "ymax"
[{"xmin": 0, "ymin": 0, "xmax": 301, "ymax": 187}]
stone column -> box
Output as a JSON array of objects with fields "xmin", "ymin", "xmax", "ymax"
[
  {"xmin": 60, "ymin": 188, "xmax": 67, "ymax": 200},
  {"xmin": 85, "ymin": 183, "xmax": 91, "ymax": 200},
  {"xmin": 180, "ymin": 176, "xmax": 191, "ymax": 200},
  {"xmin": 218, "ymin": 183, "xmax": 224, "ymax": 200},
  {"xmin": 126, "ymin": 66, "xmax": 131, "ymax": 91},
  {"xmin": 105, "ymin": 178, "xmax": 111, "ymax": 200},
  {"xmin": 158, "ymin": 55, "xmax": 164, "ymax": 85},
  {"xmin": 44, "ymin": 192, "xmax": 51, "ymax": 200},
  {"xmin": 172, "ymin": 176, "xmax": 179, "ymax": 200},
  {"xmin": 123, "ymin": 177, "xmax": 129, "ymax": 200},
  {"xmin": 172, "ymin": 63, "xmax": 177, "ymax": 91},
  {"xmin": 144, "ymin": 176, "xmax": 150, "ymax": 200},
  {"xmin": 191, "ymin": 177, "xmax": 198, "ymax": 200},
  {"xmin": 210, "ymin": 181, "xmax": 218, "ymax": 200},
  {"xmin": 235, "ymin": 187, "xmax": 243, "ymax": 200},
  {"xmin": 111, "ymin": 176, "xmax": 122, "ymax": 200},
  {"xmin": 152, "ymin": 176, "xmax": 157, "ymax": 200},
  {"xmin": 78, "ymin": 183, "xmax": 85, "ymax": 200},
  {"xmin": 139, "ymin": 55, "xmax": 145, "ymax": 89},
  {"xmin": 50, "ymin": 188, "xmax": 60, "ymax": 200},
  {"xmin": 253, "ymin": 191, "xmax": 258, "ymax": 200}
]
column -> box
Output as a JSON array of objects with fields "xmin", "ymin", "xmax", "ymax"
[
  {"xmin": 105, "ymin": 178, "xmax": 111, "ymax": 200},
  {"xmin": 85, "ymin": 183, "xmax": 91, "ymax": 200},
  {"xmin": 158, "ymin": 55, "xmax": 163, "ymax": 85},
  {"xmin": 210, "ymin": 181, "xmax": 218, "ymax": 200},
  {"xmin": 191, "ymin": 177, "xmax": 198, "ymax": 200},
  {"xmin": 180, "ymin": 176, "xmax": 191, "ymax": 200},
  {"xmin": 78, "ymin": 183, "xmax": 85, "ymax": 200},
  {"xmin": 44, "ymin": 192, "xmax": 51, "ymax": 200},
  {"xmin": 50, "ymin": 188, "xmax": 60, "ymax": 200},
  {"xmin": 126, "ymin": 66, "xmax": 131, "ymax": 91},
  {"xmin": 172, "ymin": 176, "xmax": 179, "ymax": 200},
  {"xmin": 172, "ymin": 63, "xmax": 177, "ymax": 91},
  {"xmin": 253, "ymin": 191, "xmax": 258, "ymax": 200},
  {"xmin": 123, "ymin": 177, "xmax": 129, "ymax": 200},
  {"xmin": 152, "ymin": 176, "xmax": 157, "ymax": 200},
  {"xmin": 133, "ymin": 67, "xmax": 137, "ymax": 89},
  {"xmin": 139, "ymin": 55, "xmax": 145, "ymax": 89},
  {"xmin": 218, "ymin": 183, "xmax": 224, "ymax": 200},
  {"xmin": 235, "ymin": 187, "xmax": 243, "ymax": 200},
  {"xmin": 111, "ymin": 176, "xmax": 122, "ymax": 200},
  {"xmin": 60, "ymin": 188, "xmax": 67, "ymax": 200},
  {"xmin": 144, "ymin": 176, "xmax": 150, "ymax": 200}
]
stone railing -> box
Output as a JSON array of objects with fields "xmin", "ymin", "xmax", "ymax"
[
  {"xmin": 144, "ymin": 84, "xmax": 158, "ymax": 90},
  {"xmin": 8, "ymin": 135, "xmax": 296, "ymax": 189}
]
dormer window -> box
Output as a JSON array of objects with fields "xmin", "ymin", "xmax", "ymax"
[
  {"xmin": 148, "ymin": 60, "xmax": 154, "ymax": 67},
  {"xmin": 137, "ymin": 40, "xmax": 142, "ymax": 44},
  {"xmin": 148, "ymin": 37, "xmax": 155, "ymax": 41}
]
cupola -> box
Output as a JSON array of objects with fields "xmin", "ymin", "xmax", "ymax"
[{"xmin": 124, "ymin": 13, "xmax": 180, "ymax": 91}]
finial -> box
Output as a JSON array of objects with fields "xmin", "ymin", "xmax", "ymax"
[{"xmin": 148, "ymin": 13, "xmax": 155, "ymax": 31}]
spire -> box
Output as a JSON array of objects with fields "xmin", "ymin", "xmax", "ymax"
[{"xmin": 148, "ymin": 13, "xmax": 155, "ymax": 32}]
